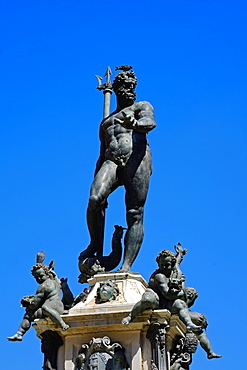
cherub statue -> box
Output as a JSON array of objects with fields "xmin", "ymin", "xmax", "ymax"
[
  {"xmin": 122, "ymin": 245, "xmax": 200, "ymax": 331},
  {"xmin": 7, "ymin": 259, "xmax": 69, "ymax": 342},
  {"xmin": 185, "ymin": 287, "xmax": 222, "ymax": 359}
]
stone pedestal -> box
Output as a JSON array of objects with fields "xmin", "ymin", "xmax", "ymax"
[{"xmin": 34, "ymin": 273, "xmax": 187, "ymax": 370}]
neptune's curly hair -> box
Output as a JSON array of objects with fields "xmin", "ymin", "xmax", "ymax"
[{"xmin": 112, "ymin": 71, "xmax": 137, "ymax": 93}]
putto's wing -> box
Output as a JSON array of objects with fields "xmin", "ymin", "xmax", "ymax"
[
  {"xmin": 49, "ymin": 260, "xmax": 55, "ymax": 270},
  {"xmin": 174, "ymin": 243, "xmax": 187, "ymax": 256},
  {"xmin": 36, "ymin": 251, "xmax": 45, "ymax": 263}
]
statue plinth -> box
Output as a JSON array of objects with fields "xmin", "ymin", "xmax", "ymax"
[{"xmin": 33, "ymin": 273, "xmax": 186, "ymax": 370}]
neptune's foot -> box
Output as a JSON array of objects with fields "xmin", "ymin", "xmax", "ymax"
[{"xmin": 79, "ymin": 245, "xmax": 98, "ymax": 260}]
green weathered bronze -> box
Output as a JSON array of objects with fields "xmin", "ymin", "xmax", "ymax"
[
  {"xmin": 122, "ymin": 243, "xmax": 222, "ymax": 366},
  {"xmin": 185, "ymin": 287, "xmax": 222, "ymax": 359},
  {"xmin": 80, "ymin": 69, "xmax": 156, "ymax": 272},
  {"xmin": 7, "ymin": 260, "xmax": 69, "ymax": 342},
  {"xmin": 96, "ymin": 280, "xmax": 120, "ymax": 303},
  {"xmin": 78, "ymin": 225, "xmax": 124, "ymax": 283},
  {"xmin": 122, "ymin": 244, "xmax": 200, "ymax": 330},
  {"xmin": 95, "ymin": 66, "xmax": 113, "ymax": 119}
]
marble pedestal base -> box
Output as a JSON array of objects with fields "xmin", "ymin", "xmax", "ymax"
[{"xmin": 34, "ymin": 273, "xmax": 186, "ymax": 370}]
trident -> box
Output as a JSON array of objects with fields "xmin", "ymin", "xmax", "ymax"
[
  {"xmin": 92, "ymin": 67, "xmax": 113, "ymax": 256},
  {"xmin": 95, "ymin": 66, "xmax": 113, "ymax": 119}
]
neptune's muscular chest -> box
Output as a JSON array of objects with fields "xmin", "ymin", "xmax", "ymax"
[{"xmin": 101, "ymin": 111, "xmax": 133, "ymax": 165}]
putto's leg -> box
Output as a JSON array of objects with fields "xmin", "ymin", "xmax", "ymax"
[
  {"xmin": 122, "ymin": 289, "xmax": 159, "ymax": 325},
  {"xmin": 7, "ymin": 313, "xmax": 33, "ymax": 341},
  {"xmin": 172, "ymin": 299, "xmax": 201, "ymax": 331},
  {"xmin": 197, "ymin": 332, "xmax": 222, "ymax": 359},
  {"xmin": 42, "ymin": 305, "xmax": 69, "ymax": 331}
]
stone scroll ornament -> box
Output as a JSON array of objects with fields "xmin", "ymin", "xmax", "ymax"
[
  {"xmin": 170, "ymin": 332, "xmax": 198, "ymax": 370},
  {"xmin": 79, "ymin": 65, "xmax": 156, "ymax": 274},
  {"xmin": 7, "ymin": 252, "xmax": 69, "ymax": 342},
  {"xmin": 74, "ymin": 336, "xmax": 130, "ymax": 370}
]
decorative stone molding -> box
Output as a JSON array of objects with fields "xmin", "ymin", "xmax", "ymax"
[
  {"xmin": 74, "ymin": 336, "xmax": 129, "ymax": 370},
  {"xmin": 170, "ymin": 332, "xmax": 198, "ymax": 370},
  {"xmin": 41, "ymin": 330, "xmax": 63, "ymax": 370},
  {"xmin": 147, "ymin": 322, "xmax": 169, "ymax": 370}
]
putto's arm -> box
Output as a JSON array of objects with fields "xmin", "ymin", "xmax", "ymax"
[
  {"xmin": 154, "ymin": 274, "xmax": 170, "ymax": 297},
  {"xmin": 27, "ymin": 289, "xmax": 45, "ymax": 309}
]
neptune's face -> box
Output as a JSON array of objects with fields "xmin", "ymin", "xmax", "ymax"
[{"xmin": 115, "ymin": 78, "xmax": 136, "ymax": 103}]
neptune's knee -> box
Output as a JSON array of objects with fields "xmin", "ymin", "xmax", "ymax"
[
  {"xmin": 127, "ymin": 206, "xmax": 144, "ymax": 223},
  {"xmin": 88, "ymin": 194, "xmax": 101, "ymax": 209}
]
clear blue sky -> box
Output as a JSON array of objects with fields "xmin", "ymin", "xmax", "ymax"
[{"xmin": 1, "ymin": 1, "xmax": 246, "ymax": 369}]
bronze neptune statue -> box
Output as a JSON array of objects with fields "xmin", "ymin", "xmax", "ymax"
[{"xmin": 79, "ymin": 69, "xmax": 156, "ymax": 273}]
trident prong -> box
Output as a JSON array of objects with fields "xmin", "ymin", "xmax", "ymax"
[
  {"xmin": 95, "ymin": 75, "xmax": 103, "ymax": 90},
  {"xmin": 95, "ymin": 66, "xmax": 113, "ymax": 119},
  {"xmin": 104, "ymin": 66, "xmax": 112, "ymax": 85}
]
